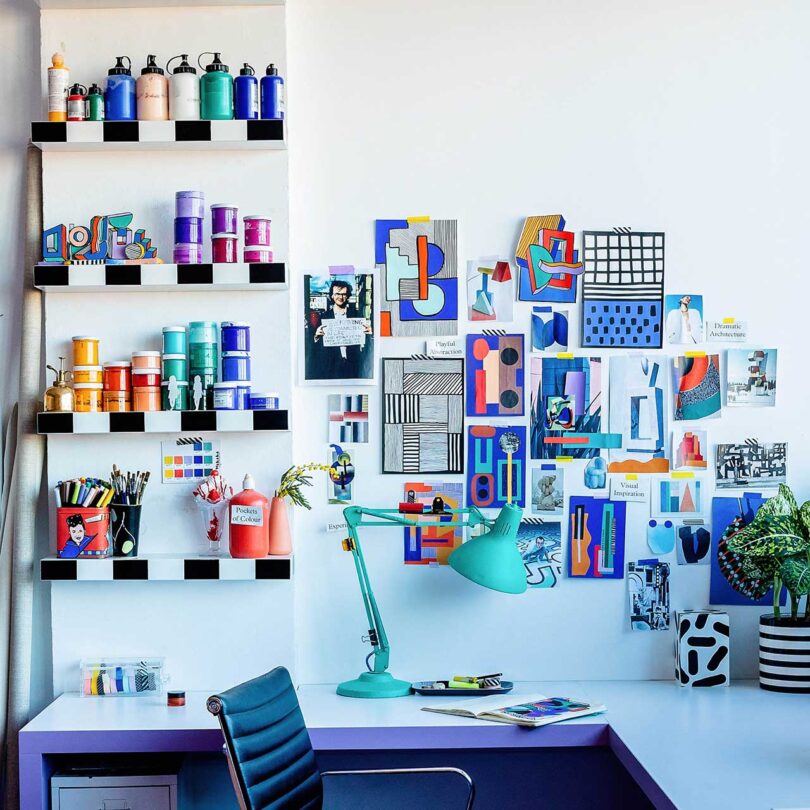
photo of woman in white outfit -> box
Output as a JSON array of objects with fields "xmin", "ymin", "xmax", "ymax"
[{"xmin": 665, "ymin": 294, "xmax": 703, "ymax": 344}]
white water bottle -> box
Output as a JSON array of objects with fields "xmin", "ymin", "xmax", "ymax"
[{"xmin": 167, "ymin": 54, "xmax": 200, "ymax": 121}]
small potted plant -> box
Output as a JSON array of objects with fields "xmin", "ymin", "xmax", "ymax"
[
  {"xmin": 269, "ymin": 463, "xmax": 331, "ymax": 555},
  {"xmin": 719, "ymin": 484, "xmax": 810, "ymax": 692}
]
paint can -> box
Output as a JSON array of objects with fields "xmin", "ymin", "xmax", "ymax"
[
  {"xmin": 162, "ymin": 354, "xmax": 188, "ymax": 382},
  {"xmin": 220, "ymin": 321, "xmax": 250, "ymax": 352},
  {"xmin": 161, "ymin": 380, "xmax": 189, "ymax": 411},
  {"xmin": 72, "ymin": 336, "xmax": 100, "ymax": 367},
  {"xmin": 73, "ymin": 365, "xmax": 103, "ymax": 384},
  {"xmin": 249, "ymin": 392, "xmax": 280, "ymax": 410},
  {"xmin": 102, "ymin": 361, "xmax": 132, "ymax": 392},
  {"xmin": 132, "ymin": 367, "xmax": 162, "ymax": 388},
  {"xmin": 74, "ymin": 383, "xmax": 103, "ymax": 413},
  {"xmin": 211, "ymin": 204, "xmax": 238, "ymax": 235},
  {"xmin": 188, "ymin": 321, "xmax": 218, "ymax": 345},
  {"xmin": 173, "ymin": 243, "xmax": 203, "ymax": 264},
  {"xmin": 221, "ymin": 351, "xmax": 251, "ymax": 382},
  {"xmin": 103, "ymin": 390, "xmax": 131, "ymax": 412},
  {"xmin": 56, "ymin": 507, "xmax": 110, "ymax": 558},
  {"xmin": 131, "ymin": 351, "xmax": 162, "ymax": 370},
  {"xmin": 212, "ymin": 233, "xmax": 238, "ymax": 263},
  {"xmin": 162, "ymin": 326, "xmax": 188, "ymax": 355},
  {"xmin": 175, "ymin": 191, "xmax": 205, "ymax": 220},
  {"xmin": 243, "ymin": 216, "xmax": 271, "ymax": 247},
  {"xmin": 189, "ymin": 369, "xmax": 216, "ymax": 411},
  {"xmin": 212, "ymin": 381, "xmax": 239, "ymax": 410},
  {"xmin": 236, "ymin": 382, "xmax": 251, "ymax": 410},
  {"xmin": 132, "ymin": 387, "xmax": 161, "ymax": 412},
  {"xmin": 244, "ymin": 248, "xmax": 274, "ymax": 263},
  {"xmin": 174, "ymin": 217, "xmax": 203, "ymax": 244},
  {"xmin": 189, "ymin": 344, "xmax": 218, "ymax": 370}
]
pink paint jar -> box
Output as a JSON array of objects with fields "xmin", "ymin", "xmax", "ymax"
[
  {"xmin": 244, "ymin": 248, "xmax": 274, "ymax": 263},
  {"xmin": 132, "ymin": 367, "xmax": 162, "ymax": 388},
  {"xmin": 212, "ymin": 233, "xmax": 238, "ymax": 263},
  {"xmin": 243, "ymin": 216, "xmax": 271, "ymax": 247},
  {"xmin": 103, "ymin": 361, "xmax": 132, "ymax": 392},
  {"xmin": 211, "ymin": 204, "xmax": 238, "ymax": 235},
  {"xmin": 132, "ymin": 351, "xmax": 161, "ymax": 370}
]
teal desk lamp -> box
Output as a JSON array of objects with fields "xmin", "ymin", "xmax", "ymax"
[{"xmin": 337, "ymin": 502, "xmax": 525, "ymax": 699}]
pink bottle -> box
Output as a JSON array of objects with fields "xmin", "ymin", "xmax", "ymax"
[
  {"xmin": 136, "ymin": 55, "xmax": 169, "ymax": 121},
  {"xmin": 229, "ymin": 474, "xmax": 269, "ymax": 558}
]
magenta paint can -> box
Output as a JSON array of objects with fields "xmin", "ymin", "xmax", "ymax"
[
  {"xmin": 243, "ymin": 216, "xmax": 271, "ymax": 247},
  {"xmin": 175, "ymin": 190, "xmax": 205, "ymax": 219},
  {"xmin": 173, "ymin": 243, "xmax": 202, "ymax": 264},
  {"xmin": 211, "ymin": 233, "xmax": 238, "ymax": 263},
  {"xmin": 174, "ymin": 217, "xmax": 203, "ymax": 244},
  {"xmin": 211, "ymin": 204, "xmax": 238, "ymax": 235},
  {"xmin": 244, "ymin": 248, "xmax": 274, "ymax": 263}
]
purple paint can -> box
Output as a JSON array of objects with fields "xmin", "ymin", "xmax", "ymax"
[
  {"xmin": 175, "ymin": 190, "xmax": 205, "ymax": 219},
  {"xmin": 220, "ymin": 321, "xmax": 251, "ymax": 352},
  {"xmin": 244, "ymin": 248, "xmax": 274, "ymax": 263},
  {"xmin": 243, "ymin": 216, "xmax": 271, "ymax": 247},
  {"xmin": 249, "ymin": 391, "xmax": 279, "ymax": 410},
  {"xmin": 211, "ymin": 204, "xmax": 238, "ymax": 235},
  {"xmin": 173, "ymin": 243, "xmax": 202, "ymax": 264},
  {"xmin": 212, "ymin": 233, "xmax": 237, "ymax": 263},
  {"xmin": 221, "ymin": 351, "xmax": 250, "ymax": 381},
  {"xmin": 174, "ymin": 217, "xmax": 203, "ymax": 244}
]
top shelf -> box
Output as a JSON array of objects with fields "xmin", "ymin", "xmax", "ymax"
[
  {"xmin": 32, "ymin": 120, "xmax": 285, "ymax": 151},
  {"xmin": 34, "ymin": 0, "xmax": 283, "ymax": 8}
]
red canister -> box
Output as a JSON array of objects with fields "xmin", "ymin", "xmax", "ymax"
[
  {"xmin": 229, "ymin": 473, "xmax": 269, "ymax": 558},
  {"xmin": 103, "ymin": 361, "xmax": 132, "ymax": 392},
  {"xmin": 212, "ymin": 233, "xmax": 238, "ymax": 263},
  {"xmin": 131, "ymin": 367, "xmax": 161, "ymax": 388}
]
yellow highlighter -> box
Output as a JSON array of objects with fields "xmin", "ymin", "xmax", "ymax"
[{"xmin": 449, "ymin": 679, "xmax": 480, "ymax": 690}]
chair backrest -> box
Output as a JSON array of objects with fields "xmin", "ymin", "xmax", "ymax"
[{"xmin": 207, "ymin": 666, "xmax": 323, "ymax": 810}]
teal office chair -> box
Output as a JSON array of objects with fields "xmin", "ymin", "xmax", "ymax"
[{"xmin": 207, "ymin": 667, "xmax": 475, "ymax": 810}]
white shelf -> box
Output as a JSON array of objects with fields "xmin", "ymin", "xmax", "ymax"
[
  {"xmin": 34, "ymin": 262, "xmax": 287, "ymax": 292},
  {"xmin": 41, "ymin": 553, "xmax": 293, "ymax": 581},
  {"xmin": 36, "ymin": 0, "xmax": 283, "ymax": 6}
]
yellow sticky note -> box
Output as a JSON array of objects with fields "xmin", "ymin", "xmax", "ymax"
[
  {"xmin": 671, "ymin": 471, "xmax": 695, "ymax": 479},
  {"xmin": 722, "ymin": 317, "xmax": 736, "ymax": 324},
  {"xmin": 406, "ymin": 216, "xmax": 430, "ymax": 223},
  {"xmin": 556, "ymin": 456, "xmax": 574, "ymax": 463},
  {"xmin": 556, "ymin": 352, "xmax": 574, "ymax": 359},
  {"xmin": 625, "ymin": 474, "xmax": 638, "ymax": 481},
  {"xmin": 685, "ymin": 351, "xmax": 706, "ymax": 358}
]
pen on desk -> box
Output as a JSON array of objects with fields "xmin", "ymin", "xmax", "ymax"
[{"xmin": 54, "ymin": 483, "xmax": 62, "ymax": 508}]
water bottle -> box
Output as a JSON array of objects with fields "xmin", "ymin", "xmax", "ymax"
[
  {"xmin": 199, "ymin": 52, "xmax": 233, "ymax": 121},
  {"xmin": 104, "ymin": 56, "xmax": 135, "ymax": 122}
]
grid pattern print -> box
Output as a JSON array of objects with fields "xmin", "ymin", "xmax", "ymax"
[{"xmin": 581, "ymin": 230, "xmax": 665, "ymax": 348}]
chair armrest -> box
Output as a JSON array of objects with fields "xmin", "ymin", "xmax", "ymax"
[{"xmin": 321, "ymin": 767, "xmax": 474, "ymax": 810}]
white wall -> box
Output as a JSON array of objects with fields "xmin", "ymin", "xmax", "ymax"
[{"xmin": 287, "ymin": 0, "xmax": 810, "ymax": 684}]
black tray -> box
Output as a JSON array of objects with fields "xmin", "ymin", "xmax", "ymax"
[{"xmin": 412, "ymin": 680, "xmax": 514, "ymax": 696}]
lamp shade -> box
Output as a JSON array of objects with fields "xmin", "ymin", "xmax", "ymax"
[{"xmin": 449, "ymin": 503, "xmax": 527, "ymax": 594}]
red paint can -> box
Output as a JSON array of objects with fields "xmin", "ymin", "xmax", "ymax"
[{"xmin": 103, "ymin": 361, "xmax": 132, "ymax": 392}]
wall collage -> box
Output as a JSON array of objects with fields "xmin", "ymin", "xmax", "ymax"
[{"xmin": 301, "ymin": 213, "xmax": 781, "ymax": 642}]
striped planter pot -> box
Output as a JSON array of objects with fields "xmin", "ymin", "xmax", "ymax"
[{"xmin": 759, "ymin": 615, "xmax": 810, "ymax": 693}]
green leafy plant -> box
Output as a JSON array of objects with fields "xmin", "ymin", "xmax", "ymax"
[
  {"xmin": 722, "ymin": 484, "xmax": 810, "ymax": 619},
  {"xmin": 274, "ymin": 464, "xmax": 332, "ymax": 510}
]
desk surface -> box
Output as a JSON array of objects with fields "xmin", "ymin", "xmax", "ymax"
[{"xmin": 21, "ymin": 680, "xmax": 810, "ymax": 810}]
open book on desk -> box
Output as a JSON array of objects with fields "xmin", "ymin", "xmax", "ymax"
[{"xmin": 422, "ymin": 695, "xmax": 606, "ymax": 728}]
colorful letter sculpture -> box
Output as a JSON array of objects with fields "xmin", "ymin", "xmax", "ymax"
[
  {"xmin": 607, "ymin": 355, "xmax": 669, "ymax": 474},
  {"xmin": 676, "ymin": 611, "xmax": 729, "ymax": 687},
  {"xmin": 382, "ymin": 358, "xmax": 463, "ymax": 474},
  {"xmin": 375, "ymin": 218, "xmax": 458, "ymax": 337},
  {"xmin": 628, "ymin": 561, "xmax": 670, "ymax": 631},
  {"xmin": 531, "ymin": 306, "xmax": 569, "ymax": 352},
  {"xmin": 580, "ymin": 229, "xmax": 665, "ymax": 348},
  {"xmin": 515, "ymin": 214, "xmax": 584, "ymax": 303},
  {"xmin": 516, "ymin": 518, "xmax": 562, "ymax": 588},
  {"xmin": 467, "ymin": 425, "xmax": 526, "ymax": 508},
  {"xmin": 466, "ymin": 258, "xmax": 514, "ymax": 322},
  {"xmin": 672, "ymin": 354, "xmax": 721, "ymax": 420},
  {"xmin": 402, "ymin": 481, "xmax": 463, "ymax": 565},
  {"xmin": 42, "ymin": 212, "xmax": 159, "ymax": 264},
  {"xmin": 465, "ymin": 332, "xmax": 524, "ymax": 417},
  {"xmin": 327, "ymin": 444, "xmax": 355, "ymax": 505},
  {"xmin": 567, "ymin": 496, "xmax": 626, "ymax": 579}
]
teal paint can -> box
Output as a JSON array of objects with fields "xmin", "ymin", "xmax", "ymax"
[
  {"xmin": 189, "ymin": 343, "xmax": 217, "ymax": 369},
  {"xmin": 162, "ymin": 326, "xmax": 187, "ymax": 355},
  {"xmin": 189, "ymin": 369, "xmax": 217, "ymax": 411},
  {"xmin": 199, "ymin": 52, "xmax": 233, "ymax": 120},
  {"xmin": 188, "ymin": 321, "xmax": 217, "ymax": 344},
  {"xmin": 161, "ymin": 380, "xmax": 188, "ymax": 411},
  {"xmin": 162, "ymin": 354, "xmax": 188, "ymax": 382}
]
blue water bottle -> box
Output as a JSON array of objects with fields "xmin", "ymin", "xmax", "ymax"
[
  {"xmin": 105, "ymin": 56, "xmax": 135, "ymax": 121},
  {"xmin": 260, "ymin": 63, "xmax": 284, "ymax": 120},
  {"xmin": 234, "ymin": 63, "xmax": 258, "ymax": 120}
]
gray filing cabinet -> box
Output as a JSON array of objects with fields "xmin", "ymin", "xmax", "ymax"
[{"xmin": 51, "ymin": 773, "xmax": 177, "ymax": 810}]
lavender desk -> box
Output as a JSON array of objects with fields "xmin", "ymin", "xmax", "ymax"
[{"xmin": 20, "ymin": 680, "xmax": 810, "ymax": 810}]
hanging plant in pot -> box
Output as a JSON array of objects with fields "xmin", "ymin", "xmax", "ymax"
[
  {"xmin": 719, "ymin": 484, "xmax": 810, "ymax": 693},
  {"xmin": 270, "ymin": 464, "xmax": 332, "ymax": 555}
]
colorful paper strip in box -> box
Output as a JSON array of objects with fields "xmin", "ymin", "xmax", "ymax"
[
  {"xmin": 567, "ymin": 496, "xmax": 626, "ymax": 579},
  {"xmin": 465, "ymin": 332, "xmax": 524, "ymax": 417},
  {"xmin": 375, "ymin": 218, "xmax": 458, "ymax": 337},
  {"xmin": 580, "ymin": 230, "xmax": 665, "ymax": 348},
  {"xmin": 517, "ymin": 518, "xmax": 562, "ymax": 588},
  {"xmin": 402, "ymin": 481, "xmax": 464, "ymax": 565},
  {"xmin": 467, "ymin": 425, "xmax": 526, "ymax": 509}
]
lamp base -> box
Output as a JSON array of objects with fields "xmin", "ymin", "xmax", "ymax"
[{"xmin": 336, "ymin": 671, "xmax": 412, "ymax": 699}]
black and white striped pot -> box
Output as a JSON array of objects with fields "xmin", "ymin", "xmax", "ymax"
[{"xmin": 759, "ymin": 614, "xmax": 810, "ymax": 693}]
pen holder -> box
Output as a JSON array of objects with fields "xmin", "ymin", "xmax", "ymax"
[
  {"xmin": 110, "ymin": 503, "xmax": 142, "ymax": 557},
  {"xmin": 56, "ymin": 507, "xmax": 111, "ymax": 558}
]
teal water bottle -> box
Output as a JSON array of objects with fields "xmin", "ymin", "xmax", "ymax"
[
  {"xmin": 86, "ymin": 83, "xmax": 104, "ymax": 120},
  {"xmin": 198, "ymin": 52, "xmax": 233, "ymax": 120}
]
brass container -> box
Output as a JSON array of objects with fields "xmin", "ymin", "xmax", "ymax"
[{"xmin": 44, "ymin": 358, "xmax": 74, "ymax": 412}]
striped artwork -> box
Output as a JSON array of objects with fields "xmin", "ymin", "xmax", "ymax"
[{"xmin": 382, "ymin": 358, "xmax": 464, "ymax": 474}]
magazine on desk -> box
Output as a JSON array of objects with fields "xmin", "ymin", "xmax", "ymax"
[{"xmin": 422, "ymin": 695, "xmax": 606, "ymax": 728}]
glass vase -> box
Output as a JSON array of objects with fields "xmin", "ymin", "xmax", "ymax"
[{"xmin": 196, "ymin": 499, "xmax": 230, "ymax": 556}]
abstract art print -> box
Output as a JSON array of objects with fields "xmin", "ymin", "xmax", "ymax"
[
  {"xmin": 628, "ymin": 561, "xmax": 670, "ymax": 631},
  {"xmin": 467, "ymin": 425, "xmax": 526, "ymax": 509},
  {"xmin": 581, "ymin": 230, "xmax": 665, "ymax": 349},
  {"xmin": 531, "ymin": 306, "xmax": 569, "ymax": 352},
  {"xmin": 715, "ymin": 440, "xmax": 787, "ymax": 489},
  {"xmin": 672, "ymin": 428, "xmax": 708, "ymax": 471},
  {"xmin": 303, "ymin": 271, "xmax": 375, "ymax": 383},
  {"xmin": 675, "ymin": 520, "xmax": 711, "ymax": 565},
  {"xmin": 465, "ymin": 332, "xmax": 524, "ymax": 417},
  {"xmin": 607, "ymin": 355, "xmax": 669, "ymax": 473},
  {"xmin": 567, "ymin": 496, "xmax": 626, "ymax": 579},
  {"xmin": 466, "ymin": 257, "xmax": 514, "ymax": 322},
  {"xmin": 382, "ymin": 358, "xmax": 463, "ymax": 474},
  {"xmin": 517, "ymin": 518, "xmax": 562, "ymax": 588},
  {"xmin": 726, "ymin": 348, "xmax": 777, "ymax": 407},
  {"xmin": 327, "ymin": 444, "xmax": 355, "ymax": 505},
  {"xmin": 672, "ymin": 354, "xmax": 721, "ymax": 420},
  {"xmin": 328, "ymin": 394, "xmax": 369, "ymax": 443},
  {"xmin": 531, "ymin": 465, "xmax": 564, "ymax": 515},
  {"xmin": 402, "ymin": 481, "xmax": 464, "ymax": 565},
  {"xmin": 515, "ymin": 214, "xmax": 584, "ymax": 303},
  {"xmin": 665, "ymin": 294, "xmax": 704, "ymax": 345},
  {"xmin": 375, "ymin": 218, "xmax": 458, "ymax": 337},
  {"xmin": 653, "ymin": 476, "xmax": 702, "ymax": 518},
  {"xmin": 675, "ymin": 610, "xmax": 730, "ymax": 686}
]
